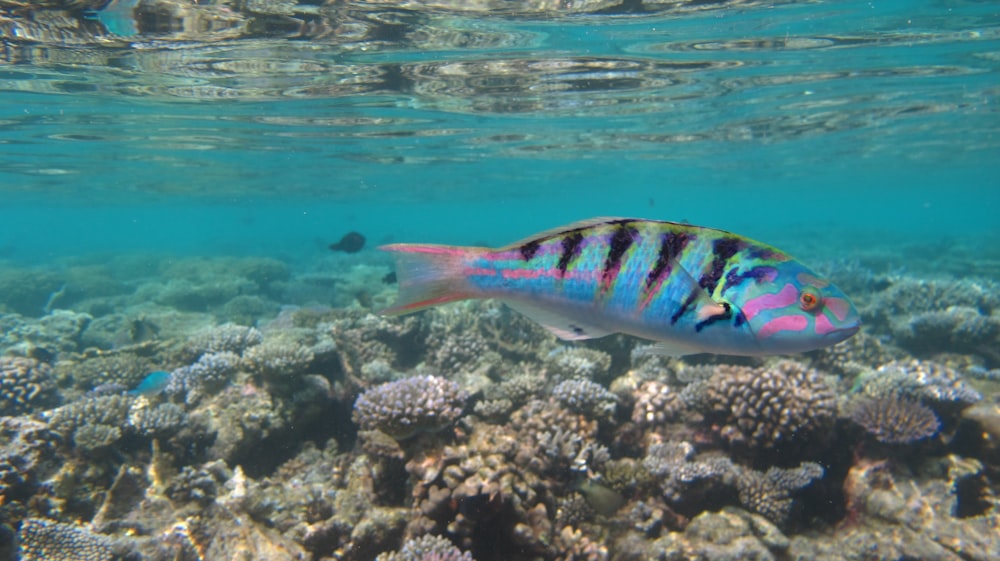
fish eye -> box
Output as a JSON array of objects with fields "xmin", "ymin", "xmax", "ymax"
[{"xmin": 799, "ymin": 287, "xmax": 822, "ymax": 312}]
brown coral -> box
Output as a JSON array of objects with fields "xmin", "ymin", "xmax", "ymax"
[{"xmin": 698, "ymin": 360, "xmax": 837, "ymax": 456}]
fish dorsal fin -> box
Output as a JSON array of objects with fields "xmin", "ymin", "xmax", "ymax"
[
  {"xmin": 499, "ymin": 217, "xmax": 636, "ymax": 250},
  {"xmin": 504, "ymin": 300, "xmax": 612, "ymax": 340}
]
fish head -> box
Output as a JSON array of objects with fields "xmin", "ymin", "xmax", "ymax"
[{"xmin": 726, "ymin": 260, "xmax": 861, "ymax": 354}]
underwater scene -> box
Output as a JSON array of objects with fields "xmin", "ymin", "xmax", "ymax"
[{"xmin": 2, "ymin": 1, "xmax": 1000, "ymax": 560}]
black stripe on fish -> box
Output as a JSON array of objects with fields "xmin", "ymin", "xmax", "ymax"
[
  {"xmin": 602, "ymin": 221, "xmax": 638, "ymax": 284},
  {"xmin": 699, "ymin": 237, "xmax": 743, "ymax": 294},
  {"xmin": 670, "ymin": 292, "xmax": 700, "ymax": 325},
  {"xmin": 733, "ymin": 308, "xmax": 747, "ymax": 328},
  {"xmin": 695, "ymin": 302, "xmax": 732, "ymax": 332},
  {"xmin": 721, "ymin": 265, "xmax": 776, "ymax": 295},
  {"xmin": 557, "ymin": 231, "xmax": 585, "ymax": 276},
  {"xmin": 645, "ymin": 231, "xmax": 692, "ymax": 289},
  {"xmin": 519, "ymin": 239, "xmax": 541, "ymax": 261}
]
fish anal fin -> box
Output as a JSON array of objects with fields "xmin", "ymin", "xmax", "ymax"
[
  {"xmin": 636, "ymin": 341, "xmax": 706, "ymax": 358},
  {"xmin": 505, "ymin": 300, "xmax": 612, "ymax": 341}
]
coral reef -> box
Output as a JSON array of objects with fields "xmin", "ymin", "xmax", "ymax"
[
  {"xmin": 855, "ymin": 359, "xmax": 983, "ymax": 416},
  {"xmin": 849, "ymin": 395, "xmax": 941, "ymax": 444},
  {"xmin": 17, "ymin": 518, "xmax": 116, "ymax": 561},
  {"xmin": 733, "ymin": 462, "xmax": 824, "ymax": 524},
  {"xmin": 631, "ymin": 380, "xmax": 685, "ymax": 428},
  {"xmin": 551, "ymin": 379, "xmax": 618, "ymax": 419},
  {"xmin": 376, "ymin": 534, "xmax": 475, "ymax": 561},
  {"xmin": 1, "ymin": 245, "xmax": 998, "ymax": 561},
  {"xmin": 0, "ymin": 356, "xmax": 59, "ymax": 415},
  {"xmin": 353, "ymin": 375, "xmax": 468, "ymax": 440},
  {"xmin": 696, "ymin": 360, "xmax": 837, "ymax": 459}
]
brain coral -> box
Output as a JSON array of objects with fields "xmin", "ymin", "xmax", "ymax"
[
  {"xmin": 353, "ymin": 375, "xmax": 468, "ymax": 439},
  {"xmin": 699, "ymin": 361, "xmax": 837, "ymax": 453},
  {"xmin": 0, "ymin": 356, "xmax": 58, "ymax": 415}
]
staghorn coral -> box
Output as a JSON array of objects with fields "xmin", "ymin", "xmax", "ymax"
[
  {"xmin": 697, "ymin": 360, "xmax": 837, "ymax": 455},
  {"xmin": 353, "ymin": 375, "xmax": 468, "ymax": 440},
  {"xmin": 631, "ymin": 380, "xmax": 685, "ymax": 427},
  {"xmin": 17, "ymin": 518, "xmax": 115, "ymax": 561},
  {"xmin": 375, "ymin": 533, "xmax": 475, "ymax": 561},
  {"xmin": 509, "ymin": 399, "xmax": 604, "ymax": 475},
  {"xmin": 849, "ymin": 396, "xmax": 940, "ymax": 444},
  {"xmin": 734, "ymin": 462, "xmax": 824, "ymax": 525},
  {"xmin": 0, "ymin": 356, "xmax": 58, "ymax": 415},
  {"xmin": 551, "ymin": 379, "xmax": 618, "ymax": 419}
]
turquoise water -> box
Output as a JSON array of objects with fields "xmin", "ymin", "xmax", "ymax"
[
  {"xmin": 2, "ymin": 0, "xmax": 998, "ymax": 264},
  {"xmin": 2, "ymin": 1, "xmax": 1000, "ymax": 560}
]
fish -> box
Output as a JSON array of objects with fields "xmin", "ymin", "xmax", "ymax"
[
  {"xmin": 328, "ymin": 231, "xmax": 366, "ymax": 253},
  {"xmin": 129, "ymin": 370, "xmax": 171, "ymax": 396},
  {"xmin": 379, "ymin": 218, "xmax": 860, "ymax": 357}
]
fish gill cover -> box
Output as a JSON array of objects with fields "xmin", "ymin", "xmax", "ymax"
[{"xmin": 0, "ymin": 1, "xmax": 999, "ymax": 561}]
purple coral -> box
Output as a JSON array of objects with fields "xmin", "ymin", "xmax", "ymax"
[
  {"xmin": 352, "ymin": 375, "xmax": 468, "ymax": 439},
  {"xmin": 850, "ymin": 396, "xmax": 940, "ymax": 444}
]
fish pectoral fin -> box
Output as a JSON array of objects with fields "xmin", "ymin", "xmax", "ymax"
[
  {"xmin": 504, "ymin": 301, "xmax": 612, "ymax": 341},
  {"xmin": 636, "ymin": 340, "xmax": 706, "ymax": 357}
]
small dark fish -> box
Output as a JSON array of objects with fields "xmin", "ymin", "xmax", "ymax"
[
  {"xmin": 382, "ymin": 271, "xmax": 397, "ymax": 284},
  {"xmin": 329, "ymin": 231, "xmax": 366, "ymax": 253}
]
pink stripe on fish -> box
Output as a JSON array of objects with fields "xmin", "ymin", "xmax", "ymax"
[
  {"xmin": 814, "ymin": 312, "xmax": 838, "ymax": 335},
  {"xmin": 823, "ymin": 297, "xmax": 851, "ymax": 322},
  {"xmin": 499, "ymin": 268, "xmax": 561, "ymax": 280},
  {"xmin": 741, "ymin": 283, "xmax": 798, "ymax": 321},
  {"xmin": 756, "ymin": 314, "xmax": 808, "ymax": 338}
]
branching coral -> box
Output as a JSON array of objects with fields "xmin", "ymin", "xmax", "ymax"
[
  {"xmin": 353, "ymin": 375, "xmax": 468, "ymax": 440},
  {"xmin": 375, "ymin": 534, "xmax": 475, "ymax": 561},
  {"xmin": 631, "ymin": 380, "xmax": 685, "ymax": 428},
  {"xmin": 552, "ymin": 379, "xmax": 618, "ymax": 419},
  {"xmin": 697, "ymin": 361, "xmax": 837, "ymax": 455},
  {"xmin": 849, "ymin": 396, "xmax": 940, "ymax": 444}
]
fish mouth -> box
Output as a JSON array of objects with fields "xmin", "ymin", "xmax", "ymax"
[{"xmin": 828, "ymin": 320, "xmax": 861, "ymax": 341}]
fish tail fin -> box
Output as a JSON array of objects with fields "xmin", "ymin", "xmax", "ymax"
[{"xmin": 379, "ymin": 243, "xmax": 484, "ymax": 315}]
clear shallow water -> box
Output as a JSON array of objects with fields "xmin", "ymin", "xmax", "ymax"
[{"xmin": 1, "ymin": 0, "xmax": 998, "ymax": 265}]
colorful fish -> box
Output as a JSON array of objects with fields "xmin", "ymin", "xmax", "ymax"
[{"xmin": 380, "ymin": 218, "xmax": 860, "ymax": 356}]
